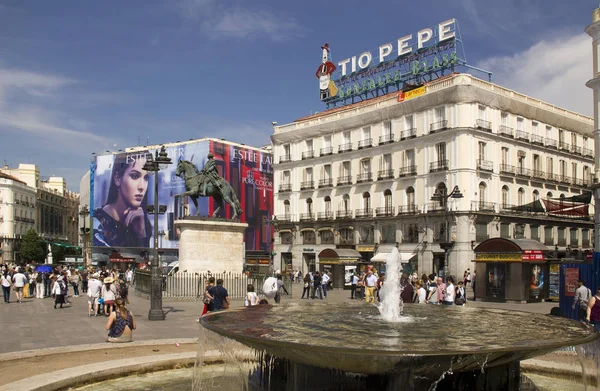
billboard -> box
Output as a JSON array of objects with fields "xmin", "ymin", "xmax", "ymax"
[{"xmin": 90, "ymin": 139, "xmax": 273, "ymax": 252}]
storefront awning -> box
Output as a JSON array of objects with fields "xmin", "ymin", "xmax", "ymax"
[
  {"xmin": 371, "ymin": 252, "xmax": 416, "ymax": 263},
  {"xmin": 318, "ymin": 248, "xmax": 361, "ymax": 265},
  {"xmin": 474, "ymin": 238, "xmax": 549, "ymax": 263}
]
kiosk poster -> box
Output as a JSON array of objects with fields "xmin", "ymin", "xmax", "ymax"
[
  {"xmin": 529, "ymin": 264, "xmax": 544, "ymax": 300},
  {"xmin": 564, "ymin": 268, "xmax": 579, "ymax": 297},
  {"xmin": 485, "ymin": 263, "xmax": 505, "ymax": 300},
  {"xmin": 548, "ymin": 264, "xmax": 559, "ymax": 301}
]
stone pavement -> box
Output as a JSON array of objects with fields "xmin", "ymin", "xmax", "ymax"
[{"xmin": 0, "ymin": 283, "xmax": 556, "ymax": 354}]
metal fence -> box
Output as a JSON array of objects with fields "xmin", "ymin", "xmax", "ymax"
[{"xmin": 134, "ymin": 270, "xmax": 293, "ymax": 300}]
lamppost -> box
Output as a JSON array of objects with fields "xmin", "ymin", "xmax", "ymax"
[
  {"xmin": 79, "ymin": 205, "xmax": 90, "ymax": 267},
  {"xmin": 430, "ymin": 185, "xmax": 464, "ymax": 279},
  {"xmin": 142, "ymin": 145, "xmax": 172, "ymax": 321},
  {"xmin": 269, "ymin": 216, "xmax": 279, "ymax": 275}
]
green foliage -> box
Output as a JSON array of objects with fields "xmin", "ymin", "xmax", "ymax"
[{"xmin": 20, "ymin": 229, "xmax": 46, "ymax": 263}]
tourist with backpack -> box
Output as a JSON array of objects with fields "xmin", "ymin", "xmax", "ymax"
[
  {"xmin": 52, "ymin": 275, "xmax": 68, "ymax": 309},
  {"xmin": 35, "ymin": 271, "xmax": 44, "ymax": 298},
  {"xmin": 573, "ymin": 280, "xmax": 592, "ymax": 321}
]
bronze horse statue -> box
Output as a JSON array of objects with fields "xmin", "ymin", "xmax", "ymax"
[{"xmin": 175, "ymin": 160, "xmax": 243, "ymax": 219}]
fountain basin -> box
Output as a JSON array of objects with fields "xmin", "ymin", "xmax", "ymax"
[{"xmin": 201, "ymin": 302, "xmax": 599, "ymax": 376}]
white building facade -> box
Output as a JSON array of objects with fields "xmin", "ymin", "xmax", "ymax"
[{"xmin": 272, "ymin": 74, "xmax": 595, "ymax": 281}]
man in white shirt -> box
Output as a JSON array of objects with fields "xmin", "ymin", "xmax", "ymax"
[
  {"xmin": 12, "ymin": 267, "xmax": 28, "ymax": 304},
  {"xmin": 125, "ymin": 269, "xmax": 133, "ymax": 286},
  {"xmin": 351, "ymin": 274, "xmax": 359, "ymax": 299},
  {"xmin": 365, "ymin": 270, "xmax": 378, "ymax": 303},
  {"xmin": 416, "ymin": 281, "xmax": 427, "ymax": 304},
  {"xmin": 87, "ymin": 273, "xmax": 103, "ymax": 316},
  {"xmin": 444, "ymin": 277, "xmax": 455, "ymax": 305},
  {"xmin": 321, "ymin": 272, "xmax": 330, "ymax": 298},
  {"xmin": 573, "ymin": 280, "xmax": 592, "ymax": 321}
]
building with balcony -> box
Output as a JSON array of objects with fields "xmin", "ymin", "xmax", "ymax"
[{"xmin": 271, "ymin": 73, "xmax": 595, "ymax": 280}]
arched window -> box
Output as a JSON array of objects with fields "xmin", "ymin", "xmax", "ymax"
[
  {"xmin": 384, "ymin": 189, "xmax": 393, "ymax": 212},
  {"xmin": 546, "ymin": 192, "xmax": 553, "ymax": 199},
  {"xmin": 406, "ymin": 187, "xmax": 415, "ymax": 210},
  {"xmin": 437, "ymin": 182, "xmax": 448, "ymax": 207},
  {"xmin": 342, "ymin": 194, "xmax": 350, "ymax": 212},
  {"xmin": 324, "ymin": 196, "xmax": 331, "ymax": 215},
  {"xmin": 283, "ymin": 200, "xmax": 290, "ymax": 217},
  {"xmin": 478, "ymin": 182, "xmax": 486, "ymax": 205},
  {"xmin": 518, "ymin": 188, "xmax": 525, "ymax": 206},
  {"xmin": 502, "ymin": 185, "xmax": 509, "ymax": 208},
  {"xmin": 363, "ymin": 192, "xmax": 371, "ymax": 211},
  {"xmin": 532, "ymin": 190, "xmax": 539, "ymax": 202},
  {"xmin": 306, "ymin": 198, "xmax": 313, "ymax": 215}
]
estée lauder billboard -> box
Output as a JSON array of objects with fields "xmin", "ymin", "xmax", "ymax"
[{"xmin": 90, "ymin": 139, "xmax": 273, "ymax": 252}]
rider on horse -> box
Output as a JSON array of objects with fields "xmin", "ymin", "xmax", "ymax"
[{"xmin": 202, "ymin": 153, "xmax": 222, "ymax": 196}]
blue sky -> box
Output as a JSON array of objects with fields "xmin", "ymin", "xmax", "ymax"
[{"xmin": 0, "ymin": 0, "xmax": 595, "ymax": 190}]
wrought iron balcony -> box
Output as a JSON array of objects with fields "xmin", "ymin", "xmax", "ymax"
[
  {"xmin": 545, "ymin": 138, "xmax": 557, "ymax": 149},
  {"xmin": 498, "ymin": 125, "xmax": 514, "ymax": 138},
  {"xmin": 379, "ymin": 134, "xmax": 395, "ymax": 145},
  {"xmin": 337, "ymin": 176, "xmax": 352, "ymax": 186},
  {"xmin": 377, "ymin": 169, "xmax": 394, "ymax": 180},
  {"xmin": 547, "ymin": 173, "xmax": 559, "ymax": 182},
  {"xmin": 300, "ymin": 181, "xmax": 314, "ymax": 190},
  {"xmin": 429, "ymin": 120, "xmax": 448, "ymax": 133},
  {"xmin": 559, "ymin": 175, "xmax": 572, "ymax": 184},
  {"xmin": 530, "ymin": 134, "xmax": 544, "ymax": 145},
  {"xmin": 336, "ymin": 209, "xmax": 353, "ymax": 219},
  {"xmin": 471, "ymin": 201, "xmax": 496, "ymax": 212},
  {"xmin": 573, "ymin": 178, "xmax": 584, "ymax": 186},
  {"xmin": 426, "ymin": 202, "xmax": 445, "ymax": 212},
  {"xmin": 476, "ymin": 119, "xmax": 492, "ymax": 131},
  {"xmin": 320, "ymin": 146, "xmax": 333, "ymax": 156},
  {"xmin": 398, "ymin": 204, "xmax": 418, "ymax": 215},
  {"xmin": 499, "ymin": 164, "xmax": 516, "ymax": 175},
  {"xmin": 302, "ymin": 150, "xmax": 315, "ymax": 160},
  {"xmin": 279, "ymin": 154, "xmax": 292, "ymax": 163},
  {"xmin": 318, "ymin": 178, "xmax": 333, "ymax": 188},
  {"xmin": 559, "ymin": 141, "xmax": 571, "ymax": 151},
  {"xmin": 398, "ymin": 165, "xmax": 417, "ymax": 177},
  {"xmin": 429, "ymin": 160, "xmax": 449, "ymax": 172},
  {"xmin": 583, "ymin": 176, "xmax": 593, "ymax": 186},
  {"xmin": 477, "ymin": 159, "xmax": 493, "ymax": 172},
  {"xmin": 338, "ymin": 143, "xmax": 353, "ymax": 153},
  {"xmin": 515, "ymin": 130, "xmax": 529, "ymax": 141},
  {"xmin": 583, "ymin": 147, "xmax": 594, "ymax": 157},
  {"xmin": 356, "ymin": 172, "xmax": 373, "ymax": 183},
  {"xmin": 299, "ymin": 213, "xmax": 315, "ymax": 221},
  {"xmin": 276, "ymin": 214, "xmax": 294, "ymax": 222},
  {"xmin": 376, "ymin": 207, "xmax": 395, "ymax": 217},
  {"xmin": 355, "ymin": 208, "xmax": 373, "ymax": 218},
  {"xmin": 400, "ymin": 128, "xmax": 417, "ymax": 140},
  {"xmin": 573, "ymin": 146, "xmax": 582, "ymax": 155},
  {"xmin": 516, "ymin": 167, "xmax": 531, "ymax": 178},
  {"xmin": 278, "ymin": 183, "xmax": 292, "ymax": 192},
  {"xmin": 532, "ymin": 170, "xmax": 545, "ymax": 180},
  {"xmin": 358, "ymin": 138, "xmax": 373, "ymax": 149},
  {"xmin": 317, "ymin": 211, "xmax": 334, "ymax": 220}
]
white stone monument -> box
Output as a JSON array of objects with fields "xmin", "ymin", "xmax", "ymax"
[{"xmin": 175, "ymin": 218, "xmax": 248, "ymax": 274}]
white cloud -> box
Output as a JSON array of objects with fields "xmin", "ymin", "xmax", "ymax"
[
  {"xmin": 176, "ymin": 0, "xmax": 304, "ymax": 41},
  {"xmin": 476, "ymin": 33, "xmax": 593, "ymax": 116}
]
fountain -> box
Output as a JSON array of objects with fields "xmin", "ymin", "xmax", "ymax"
[{"xmin": 199, "ymin": 249, "xmax": 600, "ymax": 390}]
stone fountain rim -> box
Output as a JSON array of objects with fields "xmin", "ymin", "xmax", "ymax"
[{"xmin": 201, "ymin": 305, "xmax": 600, "ymax": 357}]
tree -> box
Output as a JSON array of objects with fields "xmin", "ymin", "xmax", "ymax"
[{"xmin": 20, "ymin": 229, "xmax": 46, "ymax": 264}]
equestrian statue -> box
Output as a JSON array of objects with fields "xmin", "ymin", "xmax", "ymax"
[{"xmin": 175, "ymin": 154, "xmax": 243, "ymax": 219}]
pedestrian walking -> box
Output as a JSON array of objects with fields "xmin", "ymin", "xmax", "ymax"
[
  {"xmin": 208, "ymin": 279, "xmax": 229, "ymax": 311},
  {"xmin": 35, "ymin": 271, "xmax": 44, "ymax": 298},
  {"xmin": 81, "ymin": 269, "xmax": 89, "ymax": 294},
  {"xmin": 350, "ymin": 273, "xmax": 358, "ymax": 299},
  {"xmin": 573, "ymin": 280, "xmax": 592, "ymax": 321},
  {"xmin": 87, "ymin": 273, "xmax": 102, "ymax": 316},
  {"xmin": 301, "ymin": 273, "xmax": 311, "ymax": 299},
  {"xmin": 1, "ymin": 269, "xmax": 11, "ymax": 303},
  {"xmin": 71, "ymin": 270, "xmax": 81, "ymax": 297},
  {"xmin": 364, "ymin": 270, "xmax": 377, "ymax": 303},
  {"xmin": 12, "ymin": 267, "xmax": 28, "ymax": 304},
  {"xmin": 53, "ymin": 276, "xmax": 67, "ymax": 309},
  {"xmin": 321, "ymin": 272, "xmax": 330, "ymax": 298},
  {"xmin": 312, "ymin": 271, "xmax": 323, "ymax": 300}
]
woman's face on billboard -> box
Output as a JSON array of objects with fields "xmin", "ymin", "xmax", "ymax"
[{"xmin": 115, "ymin": 159, "xmax": 149, "ymax": 208}]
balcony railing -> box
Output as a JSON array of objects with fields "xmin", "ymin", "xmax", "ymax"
[
  {"xmin": 516, "ymin": 167, "xmax": 531, "ymax": 178},
  {"xmin": 320, "ymin": 146, "xmax": 333, "ymax": 156},
  {"xmin": 499, "ymin": 164, "xmax": 516, "ymax": 175},
  {"xmin": 356, "ymin": 172, "xmax": 373, "ymax": 183},
  {"xmin": 398, "ymin": 204, "xmax": 418, "ymax": 215},
  {"xmin": 573, "ymin": 178, "xmax": 584, "ymax": 186},
  {"xmin": 532, "ymin": 170, "xmax": 545, "ymax": 180},
  {"xmin": 430, "ymin": 160, "xmax": 449, "ymax": 172},
  {"xmin": 559, "ymin": 141, "xmax": 570, "ymax": 151},
  {"xmin": 430, "ymin": 120, "xmax": 448, "ymax": 133},
  {"xmin": 337, "ymin": 176, "xmax": 352, "ymax": 186},
  {"xmin": 300, "ymin": 181, "xmax": 314, "ymax": 190},
  {"xmin": 398, "ymin": 165, "xmax": 417, "ymax": 177},
  {"xmin": 299, "ymin": 213, "xmax": 314, "ymax": 221},
  {"xmin": 547, "ymin": 173, "xmax": 559, "ymax": 182},
  {"xmin": 338, "ymin": 143, "xmax": 353, "ymax": 153},
  {"xmin": 476, "ymin": 119, "xmax": 492, "ymax": 131},
  {"xmin": 559, "ymin": 175, "xmax": 572, "ymax": 184},
  {"xmin": 379, "ymin": 134, "xmax": 395, "ymax": 144},
  {"xmin": 583, "ymin": 147, "xmax": 594, "ymax": 157},
  {"xmin": 426, "ymin": 202, "xmax": 445, "ymax": 212},
  {"xmin": 302, "ymin": 150, "xmax": 315, "ymax": 160},
  {"xmin": 377, "ymin": 169, "xmax": 394, "ymax": 180},
  {"xmin": 355, "ymin": 208, "xmax": 373, "ymax": 218},
  {"xmin": 358, "ymin": 138, "xmax": 373, "ymax": 149},
  {"xmin": 336, "ymin": 210, "xmax": 353, "ymax": 219},
  {"xmin": 471, "ymin": 201, "xmax": 496, "ymax": 212},
  {"xmin": 477, "ymin": 159, "xmax": 493, "ymax": 172},
  {"xmin": 276, "ymin": 214, "xmax": 293, "ymax": 222},
  {"xmin": 573, "ymin": 146, "xmax": 582, "ymax": 155},
  {"xmin": 279, "ymin": 183, "xmax": 292, "ymax": 192},
  {"xmin": 515, "ymin": 130, "xmax": 529, "ymax": 141},
  {"xmin": 545, "ymin": 138, "xmax": 557, "ymax": 148},
  {"xmin": 279, "ymin": 154, "xmax": 292, "ymax": 163},
  {"xmin": 400, "ymin": 128, "xmax": 417, "ymax": 140},
  {"xmin": 583, "ymin": 176, "xmax": 593, "ymax": 186},
  {"xmin": 376, "ymin": 207, "xmax": 395, "ymax": 217},
  {"xmin": 498, "ymin": 125, "xmax": 514, "ymax": 138},
  {"xmin": 318, "ymin": 178, "xmax": 333, "ymax": 188},
  {"xmin": 317, "ymin": 211, "xmax": 334, "ymax": 220},
  {"xmin": 530, "ymin": 134, "xmax": 544, "ymax": 145}
]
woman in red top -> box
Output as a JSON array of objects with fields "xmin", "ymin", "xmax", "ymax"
[{"xmin": 586, "ymin": 287, "xmax": 600, "ymax": 331}]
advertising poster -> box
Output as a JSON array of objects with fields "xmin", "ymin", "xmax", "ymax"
[
  {"xmin": 548, "ymin": 264, "xmax": 559, "ymax": 301},
  {"xmin": 529, "ymin": 264, "xmax": 544, "ymax": 300},
  {"xmin": 564, "ymin": 268, "xmax": 579, "ymax": 297},
  {"xmin": 91, "ymin": 139, "xmax": 273, "ymax": 252},
  {"xmin": 485, "ymin": 263, "xmax": 506, "ymax": 300}
]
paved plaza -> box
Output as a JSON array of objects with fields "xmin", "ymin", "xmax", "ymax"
[{"xmin": 0, "ymin": 283, "xmax": 556, "ymax": 354}]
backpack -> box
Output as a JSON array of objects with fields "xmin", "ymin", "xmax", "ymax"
[
  {"xmin": 59, "ymin": 281, "xmax": 68, "ymax": 296},
  {"xmin": 119, "ymin": 282, "xmax": 128, "ymax": 297},
  {"xmin": 36, "ymin": 273, "xmax": 43, "ymax": 283}
]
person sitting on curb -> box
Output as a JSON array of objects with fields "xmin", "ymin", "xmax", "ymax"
[{"xmin": 106, "ymin": 298, "xmax": 136, "ymax": 343}]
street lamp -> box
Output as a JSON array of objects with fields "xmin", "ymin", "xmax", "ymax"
[
  {"xmin": 79, "ymin": 205, "xmax": 90, "ymax": 267},
  {"xmin": 431, "ymin": 185, "xmax": 464, "ymax": 279},
  {"xmin": 142, "ymin": 145, "xmax": 172, "ymax": 321}
]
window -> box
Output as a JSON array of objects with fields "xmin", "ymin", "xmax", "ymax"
[
  {"xmin": 560, "ymin": 160, "xmax": 567, "ymax": 177},
  {"xmin": 583, "ymin": 136, "xmax": 589, "ymax": 149},
  {"xmin": 340, "ymin": 161, "xmax": 351, "ymax": 179},
  {"xmin": 404, "ymin": 115, "xmax": 414, "ymax": 130},
  {"xmin": 363, "ymin": 192, "xmax": 371, "ymax": 210},
  {"xmin": 518, "ymin": 188, "xmax": 525, "ymax": 206},
  {"xmin": 546, "ymin": 157, "xmax": 553, "ymax": 175},
  {"xmin": 532, "ymin": 121, "xmax": 539, "ymax": 136},
  {"xmin": 501, "ymin": 147, "xmax": 509, "ymax": 166},
  {"xmin": 478, "ymin": 142, "xmax": 486, "ymax": 161},
  {"xmin": 322, "ymin": 164, "xmax": 331, "ymax": 181},
  {"xmin": 283, "ymin": 144, "xmax": 290, "ymax": 157},
  {"xmin": 303, "ymin": 230, "xmax": 316, "ymax": 245},
  {"xmin": 406, "ymin": 187, "xmax": 415, "ymax": 206},
  {"xmin": 434, "ymin": 106, "xmax": 446, "ymax": 121},
  {"xmin": 478, "ymin": 182, "xmax": 486, "ymax": 204},
  {"xmin": 514, "ymin": 224, "xmax": 525, "ymax": 239},
  {"xmin": 320, "ymin": 229, "xmax": 334, "ymax": 244},
  {"xmin": 436, "ymin": 142, "xmax": 446, "ymax": 162},
  {"xmin": 339, "ymin": 227, "xmax": 353, "ymax": 244},
  {"xmin": 281, "ymin": 232, "xmax": 293, "ymax": 244},
  {"xmin": 501, "ymin": 112, "xmax": 509, "ymax": 126},
  {"xmin": 383, "ymin": 121, "xmax": 392, "ymax": 137},
  {"xmin": 405, "ymin": 224, "xmax": 419, "ymax": 243},
  {"xmin": 533, "ymin": 190, "xmax": 539, "ymax": 202},
  {"xmin": 283, "ymin": 200, "xmax": 290, "ymax": 217},
  {"xmin": 381, "ymin": 154, "xmax": 392, "ymax": 171},
  {"xmin": 404, "ymin": 149, "xmax": 415, "ymax": 167},
  {"xmin": 343, "ymin": 131, "xmax": 351, "ymax": 144},
  {"xmin": 303, "ymin": 168, "xmax": 313, "ymax": 182},
  {"xmin": 362, "ymin": 126, "xmax": 371, "ymax": 140},
  {"xmin": 437, "ymin": 183, "xmax": 448, "ymax": 207},
  {"xmin": 502, "ymin": 186, "xmax": 509, "ymax": 207},
  {"xmin": 359, "ymin": 225, "xmax": 374, "ymax": 244},
  {"xmin": 324, "ymin": 196, "xmax": 331, "ymax": 214},
  {"xmin": 342, "ymin": 194, "xmax": 350, "ymax": 212},
  {"xmin": 584, "ymin": 166, "xmax": 590, "ymax": 183},
  {"xmin": 306, "ymin": 139, "xmax": 313, "ymax": 151},
  {"xmin": 559, "ymin": 129, "xmax": 564, "ymax": 144},
  {"xmin": 360, "ymin": 158, "xmax": 371, "ymax": 175},
  {"xmin": 572, "ymin": 163, "xmax": 577, "ymax": 180},
  {"xmin": 476, "ymin": 222, "xmax": 488, "ymax": 242},
  {"xmin": 546, "ymin": 125, "xmax": 552, "ymax": 139},
  {"xmin": 282, "ymin": 170, "xmax": 290, "ymax": 185},
  {"xmin": 571, "ymin": 132, "xmax": 577, "ymax": 147},
  {"xmin": 384, "ymin": 189, "xmax": 393, "ymax": 210},
  {"xmin": 381, "ymin": 224, "xmax": 396, "ymax": 244},
  {"xmin": 478, "ymin": 105, "xmax": 486, "ymax": 120},
  {"xmin": 306, "ymin": 198, "xmax": 313, "ymax": 214},
  {"xmin": 517, "ymin": 117, "xmax": 524, "ymax": 131},
  {"xmin": 517, "ymin": 152, "xmax": 526, "ymax": 170},
  {"xmin": 533, "ymin": 154, "xmax": 541, "ymax": 172},
  {"xmin": 323, "ymin": 135, "xmax": 331, "ymax": 148}
]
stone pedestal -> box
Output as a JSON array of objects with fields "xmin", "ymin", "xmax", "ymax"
[{"xmin": 175, "ymin": 218, "xmax": 248, "ymax": 274}]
